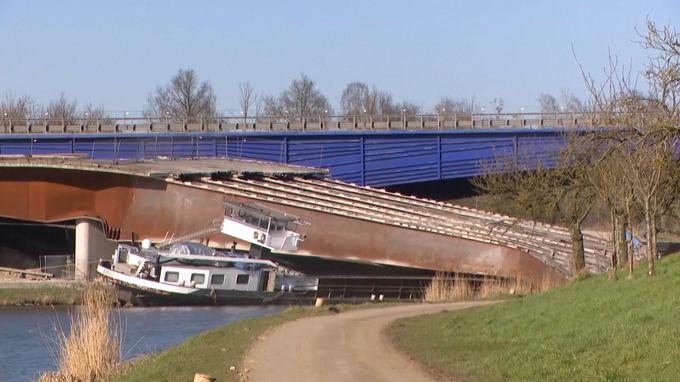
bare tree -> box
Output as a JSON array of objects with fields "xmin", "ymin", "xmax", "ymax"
[
  {"xmin": 263, "ymin": 74, "xmax": 333, "ymax": 119},
  {"xmin": 146, "ymin": 69, "xmax": 217, "ymax": 120},
  {"xmin": 623, "ymin": 134, "xmax": 679, "ymax": 276},
  {"xmin": 46, "ymin": 93, "xmax": 77, "ymax": 125},
  {"xmin": 434, "ymin": 97, "xmax": 477, "ymax": 114},
  {"xmin": 340, "ymin": 82, "xmax": 369, "ymax": 115},
  {"xmin": 577, "ymin": 20, "xmax": 680, "ymax": 278},
  {"xmin": 640, "ymin": 20, "xmax": 680, "ymax": 117},
  {"xmin": 81, "ymin": 103, "xmax": 113, "ymax": 125},
  {"xmin": 0, "ymin": 92, "xmax": 42, "ymax": 121},
  {"xmin": 538, "ymin": 93, "xmax": 559, "ymax": 112},
  {"xmin": 395, "ymin": 101, "xmax": 421, "ymax": 115},
  {"xmin": 238, "ymin": 82, "xmax": 258, "ymax": 121},
  {"xmin": 560, "ymin": 89, "xmax": 588, "ymax": 112},
  {"xmin": 339, "ymin": 82, "xmax": 423, "ymax": 117},
  {"xmin": 474, "ymin": 150, "xmax": 594, "ymax": 276},
  {"xmin": 374, "ymin": 90, "xmax": 396, "ymax": 115}
]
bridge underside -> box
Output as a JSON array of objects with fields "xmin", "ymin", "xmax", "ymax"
[{"xmin": 0, "ymin": 157, "xmax": 607, "ymax": 283}]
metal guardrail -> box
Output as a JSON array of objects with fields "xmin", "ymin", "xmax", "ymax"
[{"xmin": 0, "ymin": 112, "xmax": 618, "ymax": 134}]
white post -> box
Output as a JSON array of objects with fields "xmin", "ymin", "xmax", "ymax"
[
  {"xmin": 75, "ymin": 219, "xmax": 92, "ymax": 280},
  {"xmin": 75, "ymin": 219, "xmax": 117, "ymax": 280}
]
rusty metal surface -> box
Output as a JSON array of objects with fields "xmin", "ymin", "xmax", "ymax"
[{"xmin": 0, "ymin": 157, "xmax": 607, "ymax": 282}]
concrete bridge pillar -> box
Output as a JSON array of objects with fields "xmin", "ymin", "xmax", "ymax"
[{"xmin": 75, "ymin": 219, "xmax": 117, "ymax": 280}]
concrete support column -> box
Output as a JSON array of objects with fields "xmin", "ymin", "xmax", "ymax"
[{"xmin": 75, "ymin": 219, "xmax": 117, "ymax": 280}]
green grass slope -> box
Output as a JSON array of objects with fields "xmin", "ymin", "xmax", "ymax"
[
  {"xmin": 390, "ymin": 255, "xmax": 680, "ymax": 381},
  {"xmin": 0, "ymin": 286, "xmax": 82, "ymax": 306}
]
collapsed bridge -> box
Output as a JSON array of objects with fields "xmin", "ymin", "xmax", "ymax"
[{"xmin": 0, "ymin": 155, "xmax": 609, "ymax": 283}]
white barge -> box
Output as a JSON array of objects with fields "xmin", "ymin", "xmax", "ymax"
[{"xmin": 96, "ymin": 203, "xmax": 319, "ymax": 305}]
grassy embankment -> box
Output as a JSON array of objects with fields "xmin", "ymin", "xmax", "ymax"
[
  {"xmin": 390, "ymin": 254, "xmax": 680, "ymax": 381},
  {"xmin": 114, "ymin": 303, "xmax": 394, "ymax": 382},
  {"xmin": 0, "ymin": 285, "xmax": 83, "ymax": 305}
]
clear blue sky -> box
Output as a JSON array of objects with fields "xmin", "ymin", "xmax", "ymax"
[{"xmin": 0, "ymin": 0, "xmax": 676, "ymax": 114}]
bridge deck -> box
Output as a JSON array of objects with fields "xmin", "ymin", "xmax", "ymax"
[
  {"xmin": 181, "ymin": 175, "xmax": 608, "ymax": 276},
  {"xmin": 0, "ymin": 156, "xmax": 609, "ymax": 277}
]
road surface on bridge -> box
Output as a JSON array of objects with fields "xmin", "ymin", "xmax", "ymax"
[{"xmin": 244, "ymin": 301, "xmax": 497, "ymax": 382}]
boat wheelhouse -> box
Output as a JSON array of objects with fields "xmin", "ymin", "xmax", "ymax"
[{"xmin": 221, "ymin": 202, "xmax": 305, "ymax": 252}]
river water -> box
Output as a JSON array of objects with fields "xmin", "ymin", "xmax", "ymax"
[{"xmin": 0, "ymin": 305, "xmax": 283, "ymax": 381}]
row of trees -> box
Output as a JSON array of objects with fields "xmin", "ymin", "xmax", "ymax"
[
  {"xmin": 476, "ymin": 20, "xmax": 680, "ymax": 279},
  {"xmin": 144, "ymin": 71, "xmax": 513, "ymax": 120},
  {"xmin": 0, "ymin": 93, "xmax": 108, "ymax": 123},
  {"xmin": 2, "ymin": 69, "xmax": 590, "ymax": 122}
]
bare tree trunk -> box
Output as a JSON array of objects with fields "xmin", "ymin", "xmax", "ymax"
[
  {"xmin": 569, "ymin": 223, "xmax": 586, "ymax": 275},
  {"xmin": 644, "ymin": 197, "xmax": 656, "ymax": 276}
]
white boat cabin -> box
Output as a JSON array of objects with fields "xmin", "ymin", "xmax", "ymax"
[
  {"xmin": 159, "ymin": 265, "xmax": 263, "ymax": 291},
  {"xmin": 110, "ymin": 243, "xmax": 277, "ymax": 292},
  {"xmin": 221, "ymin": 202, "xmax": 305, "ymax": 252}
]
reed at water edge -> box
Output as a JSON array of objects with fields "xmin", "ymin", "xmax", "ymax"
[
  {"xmin": 40, "ymin": 283, "xmax": 122, "ymax": 382},
  {"xmin": 424, "ymin": 272, "xmax": 561, "ymax": 302}
]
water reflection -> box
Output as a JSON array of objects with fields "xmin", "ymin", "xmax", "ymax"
[{"xmin": 0, "ymin": 305, "xmax": 283, "ymax": 382}]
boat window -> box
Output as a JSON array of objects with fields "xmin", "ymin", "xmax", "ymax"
[
  {"xmin": 164, "ymin": 271, "xmax": 179, "ymax": 282},
  {"xmin": 247, "ymin": 215, "xmax": 259, "ymax": 226},
  {"xmin": 210, "ymin": 274, "xmax": 225, "ymax": 285},
  {"xmin": 191, "ymin": 273, "xmax": 205, "ymax": 285},
  {"xmin": 259, "ymin": 218, "xmax": 269, "ymax": 229},
  {"xmin": 236, "ymin": 274, "xmax": 250, "ymax": 285},
  {"xmin": 117, "ymin": 248, "xmax": 128, "ymax": 263}
]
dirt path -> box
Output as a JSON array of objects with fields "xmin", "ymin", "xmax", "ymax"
[{"xmin": 244, "ymin": 301, "xmax": 495, "ymax": 382}]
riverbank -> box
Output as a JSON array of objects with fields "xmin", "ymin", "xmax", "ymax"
[
  {"xmin": 389, "ymin": 254, "xmax": 680, "ymax": 381},
  {"xmin": 0, "ymin": 280, "xmax": 83, "ymax": 305}
]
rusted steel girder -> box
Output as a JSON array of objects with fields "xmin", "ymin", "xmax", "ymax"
[{"xmin": 0, "ymin": 166, "xmax": 563, "ymax": 283}]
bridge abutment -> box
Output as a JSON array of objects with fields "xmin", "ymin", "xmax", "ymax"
[{"xmin": 75, "ymin": 219, "xmax": 116, "ymax": 280}]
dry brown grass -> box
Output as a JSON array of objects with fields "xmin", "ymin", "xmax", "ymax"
[
  {"xmin": 424, "ymin": 272, "xmax": 562, "ymax": 302},
  {"xmin": 40, "ymin": 283, "xmax": 121, "ymax": 382}
]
